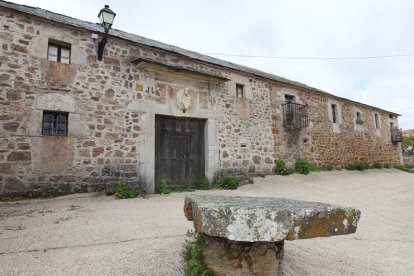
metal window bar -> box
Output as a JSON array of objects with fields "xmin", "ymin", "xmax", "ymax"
[
  {"xmin": 390, "ymin": 127, "xmax": 403, "ymax": 143},
  {"xmin": 282, "ymin": 102, "xmax": 308, "ymax": 129},
  {"xmin": 42, "ymin": 112, "xmax": 68, "ymax": 136}
]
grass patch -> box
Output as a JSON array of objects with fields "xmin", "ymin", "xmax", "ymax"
[
  {"xmin": 182, "ymin": 230, "xmax": 215, "ymax": 276},
  {"xmin": 295, "ymin": 157, "xmax": 311, "ymax": 175},
  {"xmin": 274, "ymin": 158, "xmax": 289, "ymax": 175},
  {"xmin": 394, "ymin": 165, "xmax": 414, "ymax": 173},
  {"xmin": 216, "ymin": 174, "xmax": 238, "ymax": 190},
  {"xmin": 171, "ymin": 185, "xmax": 195, "ymax": 193},
  {"xmin": 344, "ymin": 162, "xmax": 370, "ymax": 171},
  {"xmin": 309, "ymin": 165, "xmax": 322, "ymax": 172},
  {"xmin": 370, "ymin": 162, "xmax": 383, "ymax": 169},
  {"xmin": 155, "ymin": 179, "xmax": 171, "ymax": 194},
  {"xmin": 195, "ymin": 176, "xmax": 211, "ymax": 190},
  {"xmin": 115, "ymin": 178, "xmax": 139, "ymax": 199}
]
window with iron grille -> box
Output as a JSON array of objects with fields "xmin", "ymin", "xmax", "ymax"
[
  {"xmin": 391, "ymin": 127, "xmax": 403, "ymax": 143},
  {"xmin": 42, "ymin": 111, "xmax": 68, "ymax": 136},
  {"xmin": 236, "ymin": 84, "xmax": 244, "ymax": 98},
  {"xmin": 282, "ymin": 102, "xmax": 308, "ymax": 129},
  {"xmin": 48, "ymin": 42, "xmax": 71, "ymax": 64}
]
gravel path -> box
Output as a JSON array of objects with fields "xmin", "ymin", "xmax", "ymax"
[{"xmin": 0, "ymin": 169, "xmax": 413, "ymax": 275}]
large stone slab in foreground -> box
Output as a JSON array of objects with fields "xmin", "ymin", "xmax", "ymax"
[
  {"xmin": 185, "ymin": 195, "xmax": 361, "ymax": 275},
  {"xmin": 184, "ymin": 195, "xmax": 361, "ymax": 242}
]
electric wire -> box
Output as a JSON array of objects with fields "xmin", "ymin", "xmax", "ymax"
[{"xmin": 203, "ymin": 52, "xmax": 414, "ymax": 60}]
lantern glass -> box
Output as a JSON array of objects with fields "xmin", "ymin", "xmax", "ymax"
[{"xmin": 98, "ymin": 5, "xmax": 116, "ymax": 30}]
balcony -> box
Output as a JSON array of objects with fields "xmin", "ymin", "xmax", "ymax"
[
  {"xmin": 391, "ymin": 127, "xmax": 403, "ymax": 143},
  {"xmin": 282, "ymin": 102, "xmax": 308, "ymax": 129}
]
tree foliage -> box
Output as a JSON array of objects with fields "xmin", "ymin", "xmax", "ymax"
[{"xmin": 402, "ymin": 134, "xmax": 414, "ymax": 155}]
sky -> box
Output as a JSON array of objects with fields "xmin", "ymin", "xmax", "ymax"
[{"xmin": 8, "ymin": 0, "xmax": 414, "ymax": 129}]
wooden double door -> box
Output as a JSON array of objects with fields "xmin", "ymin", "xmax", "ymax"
[{"xmin": 155, "ymin": 116, "xmax": 205, "ymax": 188}]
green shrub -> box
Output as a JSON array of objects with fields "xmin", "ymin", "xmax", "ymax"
[
  {"xmin": 216, "ymin": 175, "xmax": 238, "ymax": 190},
  {"xmin": 115, "ymin": 178, "xmax": 139, "ymax": 199},
  {"xmin": 182, "ymin": 230, "xmax": 215, "ymax": 276},
  {"xmin": 326, "ymin": 164, "xmax": 334, "ymax": 171},
  {"xmin": 195, "ymin": 176, "xmax": 211, "ymax": 190},
  {"xmin": 248, "ymin": 177, "xmax": 254, "ymax": 184},
  {"xmin": 371, "ymin": 162, "xmax": 383, "ymax": 169},
  {"xmin": 155, "ymin": 179, "xmax": 171, "ymax": 194},
  {"xmin": 383, "ymin": 163, "xmax": 391, "ymax": 169},
  {"xmin": 295, "ymin": 157, "xmax": 311, "ymax": 175},
  {"xmin": 274, "ymin": 158, "xmax": 289, "ymax": 175}
]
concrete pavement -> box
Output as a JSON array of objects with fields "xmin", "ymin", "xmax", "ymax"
[{"xmin": 1, "ymin": 169, "xmax": 413, "ymax": 275}]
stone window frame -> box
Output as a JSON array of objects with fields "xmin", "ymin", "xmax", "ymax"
[
  {"xmin": 236, "ymin": 83, "xmax": 244, "ymax": 98},
  {"xmin": 42, "ymin": 110, "xmax": 69, "ymax": 136},
  {"xmin": 47, "ymin": 40, "xmax": 71, "ymax": 64}
]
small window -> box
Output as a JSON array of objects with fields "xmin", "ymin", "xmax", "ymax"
[
  {"xmin": 236, "ymin": 84, "xmax": 244, "ymax": 98},
  {"xmin": 356, "ymin": 112, "xmax": 363, "ymax": 124},
  {"xmin": 374, "ymin": 114, "xmax": 380, "ymax": 129},
  {"xmin": 48, "ymin": 42, "xmax": 71, "ymax": 64},
  {"xmin": 42, "ymin": 111, "xmax": 68, "ymax": 136},
  {"xmin": 331, "ymin": 104, "xmax": 338, "ymax": 123},
  {"xmin": 285, "ymin": 94, "xmax": 295, "ymax": 103}
]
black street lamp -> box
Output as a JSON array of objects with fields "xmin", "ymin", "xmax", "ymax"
[{"xmin": 97, "ymin": 5, "xmax": 116, "ymax": 61}]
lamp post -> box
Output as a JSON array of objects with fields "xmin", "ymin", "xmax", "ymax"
[{"xmin": 97, "ymin": 5, "xmax": 116, "ymax": 61}]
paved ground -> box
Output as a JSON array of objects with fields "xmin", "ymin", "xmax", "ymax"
[{"xmin": 0, "ymin": 169, "xmax": 413, "ymax": 275}]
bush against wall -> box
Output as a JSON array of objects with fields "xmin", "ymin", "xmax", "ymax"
[
  {"xmin": 216, "ymin": 174, "xmax": 238, "ymax": 190},
  {"xmin": 155, "ymin": 179, "xmax": 171, "ymax": 194},
  {"xmin": 295, "ymin": 157, "xmax": 311, "ymax": 175},
  {"xmin": 274, "ymin": 158, "xmax": 289, "ymax": 175},
  {"xmin": 195, "ymin": 176, "xmax": 211, "ymax": 190},
  {"xmin": 115, "ymin": 178, "xmax": 140, "ymax": 199}
]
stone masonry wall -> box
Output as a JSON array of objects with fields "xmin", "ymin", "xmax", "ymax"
[
  {"xmin": 270, "ymin": 84, "xmax": 401, "ymax": 167},
  {"xmin": 0, "ymin": 6, "xmax": 402, "ymax": 197}
]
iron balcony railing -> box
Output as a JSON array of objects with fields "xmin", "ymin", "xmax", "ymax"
[
  {"xmin": 391, "ymin": 127, "xmax": 403, "ymax": 143},
  {"xmin": 282, "ymin": 102, "xmax": 309, "ymax": 129}
]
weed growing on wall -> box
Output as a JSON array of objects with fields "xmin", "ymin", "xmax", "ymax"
[
  {"xmin": 182, "ymin": 230, "xmax": 215, "ymax": 276},
  {"xmin": 115, "ymin": 178, "xmax": 139, "ymax": 199},
  {"xmin": 155, "ymin": 179, "xmax": 171, "ymax": 194},
  {"xmin": 216, "ymin": 174, "xmax": 238, "ymax": 190},
  {"xmin": 274, "ymin": 158, "xmax": 289, "ymax": 175},
  {"xmin": 195, "ymin": 176, "xmax": 211, "ymax": 190},
  {"xmin": 295, "ymin": 157, "xmax": 311, "ymax": 175}
]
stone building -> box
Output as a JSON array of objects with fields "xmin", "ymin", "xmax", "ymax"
[{"xmin": 0, "ymin": 1, "xmax": 403, "ymax": 197}]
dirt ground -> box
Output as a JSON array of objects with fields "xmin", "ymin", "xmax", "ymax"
[{"xmin": 0, "ymin": 169, "xmax": 413, "ymax": 276}]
